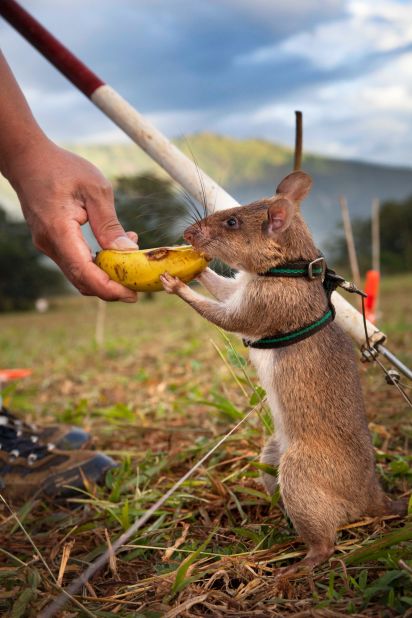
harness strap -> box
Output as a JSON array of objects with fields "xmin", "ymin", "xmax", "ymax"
[
  {"xmin": 243, "ymin": 308, "xmax": 334, "ymax": 349},
  {"xmin": 243, "ymin": 256, "xmax": 346, "ymax": 350},
  {"xmin": 260, "ymin": 256, "xmax": 326, "ymax": 279}
]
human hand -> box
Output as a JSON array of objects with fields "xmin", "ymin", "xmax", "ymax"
[{"xmin": 7, "ymin": 139, "xmax": 138, "ymax": 302}]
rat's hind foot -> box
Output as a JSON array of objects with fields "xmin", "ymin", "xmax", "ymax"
[{"xmin": 275, "ymin": 542, "xmax": 335, "ymax": 580}]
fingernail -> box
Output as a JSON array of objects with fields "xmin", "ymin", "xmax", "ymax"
[
  {"xmin": 127, "ymin": 231, "xmax": 139, "ymax": 243},
  {"xmin": 121, "ymin": 296, "xmax": 137, "ymax": 303},
  {"xmin": 112, "ymin": 236, "xmax": 138, "ymax": 250}
]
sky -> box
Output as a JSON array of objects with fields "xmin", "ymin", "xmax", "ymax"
[{"xmin": 1, "ymin": 0, "xmax": 412, "ymax": 166}]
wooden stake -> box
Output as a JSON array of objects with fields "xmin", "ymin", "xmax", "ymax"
[
  {"xmin": 339, "ymin": 196, "xmax": 361, "ymax": 291},
  {"xmin": 294, "ymin": 110, "xmax": 303, "ymax": 171},
  {"xmin": 372, "ymin": 198, "xmax": 380, "ymax": 273},
  {"xmin": 95, "ymin": 298, "xmax": 106, "ymax": 348},
  {"xmin": 371, "ymin": 197, "xmax": 381, "ymax": 319}
]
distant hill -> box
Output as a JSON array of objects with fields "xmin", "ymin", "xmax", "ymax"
[{"xmin": 2, "ymin": 133, "xmax": 412, "ymax": 247}]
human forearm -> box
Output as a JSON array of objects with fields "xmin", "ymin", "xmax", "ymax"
[
  {"xmin": 0, "ymin": 53, "xmax": 138, "ymax": 301},
  {"xmin": 0, "ymin": 52, "xmax": 48, "ymax": 182}
]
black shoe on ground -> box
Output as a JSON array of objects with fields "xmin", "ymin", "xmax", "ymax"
[
  {"xmin": 0, "ymin": 406, "xmax": 92, "ymax": 450},
  {"xmin": 0, "ymin": 411, "xmax": 116, "ymax": 503}
]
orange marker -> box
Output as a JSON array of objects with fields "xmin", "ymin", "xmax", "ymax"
[
  {"xmin": 0, "ymin": 369, "xmax": 32, "ymax": 382},
  {"xmin": 364, "ymin": 270, "xmax": 380, "ymax": 324},
  {"xmin": 0, "ymin": 368, "xmax": 32, "ymax": 407}
]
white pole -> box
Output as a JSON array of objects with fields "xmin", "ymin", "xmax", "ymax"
[
  {"xmin": 91, "ymin": 85, "xmax": 386, "ymax": 349},
  {"xmin": 92, "ymin": 86, "xmax": 238, "ymax": 212},
  {"xmin": 332, "ymin": 292, "xmax": 384, "ymax": 347}
]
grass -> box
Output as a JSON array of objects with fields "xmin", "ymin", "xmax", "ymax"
[{"xmin": 0, "ymin": 275, "xmax": 411, "ymax": 617}]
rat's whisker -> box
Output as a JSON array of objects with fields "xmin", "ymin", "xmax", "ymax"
[
  {"xmin": 180, "ymin": 189, "xmax": 203, "ymax": 223},
  {"xmin": 180, "ymin": 137, "xmax": 209, "ymax": 217},
  {"xmin": 176, "ymin": 192, "xmax": 200, "ymax": 224},
  {"xmin": 191, "ymin": 148, "xmax": 208, "ymax": 217}
]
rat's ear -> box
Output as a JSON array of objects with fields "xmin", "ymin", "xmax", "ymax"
[
  {"xmin": 267, "ymin": 197, "xmax": 294, "ymax": 235},
  {"xmin": 276, "ymin": 171, "xmax": 312, "ymax": 202}
]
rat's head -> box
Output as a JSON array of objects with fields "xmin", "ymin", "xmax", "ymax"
[{"xmin": 184, "ymin": 171, "xmax": 317, "ymax": 272}]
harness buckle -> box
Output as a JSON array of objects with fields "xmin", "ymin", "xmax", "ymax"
[{"xmin": 308, "ymin": 257, "xmax": 326, "ymax": 281}]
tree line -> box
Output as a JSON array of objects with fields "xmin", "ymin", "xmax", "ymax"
[
  {"xmin": 1, "ymin": 174, "xmax": 411, "ymax": 311},
  {"xmin": 329, "ymin": 195, "xmax": 412, "ymax": 274}
]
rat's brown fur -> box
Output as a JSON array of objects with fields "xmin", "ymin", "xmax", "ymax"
[{"xmin": 160, "ymin": 171, "xmax": 405, "ymax": 576}]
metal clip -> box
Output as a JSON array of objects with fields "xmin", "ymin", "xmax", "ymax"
[
  {"xmin": 385, "ymin": 369, "xmax": 401, "ymax": 385},
  {"xmin": 361, "ymin": 346, "xmax": 379, "ymax": 362},
  {"xmin": 338, "ymin": 279, "xmax": 367, "ymax": 298},
  {"xmin": 308, "ymin": 257, "xmax": 326, "ymax": 281}
]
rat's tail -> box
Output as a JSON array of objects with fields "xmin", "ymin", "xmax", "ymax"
[
  {"xmin": 367, "ymin": 491, "xmax": 408, "ymax": 518},
  {"xmin": 387, "ymin": 496, "xmax": 409, "ymax": 517}
]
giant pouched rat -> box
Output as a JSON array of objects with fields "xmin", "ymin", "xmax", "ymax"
[{"xmin": 160, "ymin": 171, "xmax": 405, "ymax": 576}]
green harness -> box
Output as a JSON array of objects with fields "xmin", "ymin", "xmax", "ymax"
[{"xmin": 243, "ymin": 256, "xmax": 343, "ymax": 349}]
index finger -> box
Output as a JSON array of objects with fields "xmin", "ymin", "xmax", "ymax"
[
  {"xmin": 48, "ymin": 220, "xmax": 137, "ymax": 302},
  {"xmin": 69, "ymin": 259, "xmax": 138, "ymax": 302}
]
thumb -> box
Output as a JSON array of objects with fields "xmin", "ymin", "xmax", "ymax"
[{"xmin": 86, "ymin": 186, "xmax": 138, "ymax": 250}]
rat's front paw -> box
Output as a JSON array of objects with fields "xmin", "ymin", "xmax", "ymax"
[
  {"xmin": 160, "ymin": 272, "xmax": 185, "ymax": 295},
  {"xmin": 195, "ymin": 267, "xmax": 211, "ymax": 283}
]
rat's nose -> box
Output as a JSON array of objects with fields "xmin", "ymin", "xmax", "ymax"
[{"xmin": 184, "ymin": 225, "xmax": 198, "ymax": 244}]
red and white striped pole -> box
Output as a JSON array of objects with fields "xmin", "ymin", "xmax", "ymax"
[
  {"xmin": 0, "ymin": 0, "xmax": 239, "ymax": 213},
  {"xmin": 0, "ymin": 0, "xmax": 387, "ymax": 350}
]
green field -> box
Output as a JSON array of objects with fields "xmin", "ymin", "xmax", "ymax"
[{"xmin": 0, "ymin": 276, "xmax": 411, "ymax": 617}]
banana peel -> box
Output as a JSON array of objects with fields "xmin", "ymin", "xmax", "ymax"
[{"xmin": 95, "ymin": 245, "xmax": 208, "ymax": 292}]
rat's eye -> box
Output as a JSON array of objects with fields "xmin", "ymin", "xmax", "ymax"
[{"xmin": 225, "ymin": 216, "xmax": 239, "ymax": 229}]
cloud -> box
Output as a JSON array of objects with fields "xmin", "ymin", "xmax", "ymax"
[
  {"xmin": 213, "ymin": 48, "xmax": 412, "ymax": 164},
  {"xmin": 0, "ymin": 0, "xmax": 411, "ymax": 166},
  {"xmin": 218, "ymin": 0, "xmax": 345, "ymax": 35},
  {"xmin": 237, "ymin": 0, "xmax": 412, "ymax": 70},
  {"xmin": 229, "ymin": 0, "xmax": 412, "ymax": 164}
]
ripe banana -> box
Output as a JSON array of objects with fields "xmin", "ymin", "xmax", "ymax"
[{"xmin": 95, "ymin": 245, "xmax": 208, "ymax": 292}]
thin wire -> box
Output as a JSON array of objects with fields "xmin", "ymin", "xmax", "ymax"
[
  {"xmin": 40, "ymin": 400, "xmax": 265, "ymax": 618},
  {"xmin": 361, "ymin": 296, "xmax": 412, "ymax": 409},
  {"xmin": 374, "ymin": 355, "xmax": 412, "ymax": 408}
]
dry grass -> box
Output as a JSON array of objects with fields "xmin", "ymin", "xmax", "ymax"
[{"xmin": 0, "ymin": 276, "xmax": 411, "ymax": 617}]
